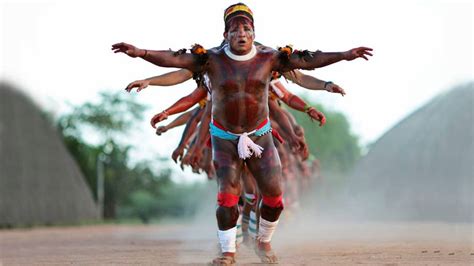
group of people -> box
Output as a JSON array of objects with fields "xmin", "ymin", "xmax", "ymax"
[{"xmin": 112, "ymin": 3, "xmax": 372, "ymax": 265}]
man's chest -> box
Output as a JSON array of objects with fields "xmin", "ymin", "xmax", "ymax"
[{"xmin": 207, "ymin": 55, "xmax": 272, "ymax": 91}]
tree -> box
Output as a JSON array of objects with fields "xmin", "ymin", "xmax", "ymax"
[
  {"xmin": 58, "ymin": 91, "xmax": 146, "ymax": 142},
  {"xmin": 57, "ymin": 91, "xmax": 153, "ymax": 219},
  {"xmin": 288, "ymin": 98, "xmax": 361, "ymax": 173},
  {"xmin": 56, "ymin": 91, "xmax": 207, "ymax": 222}
]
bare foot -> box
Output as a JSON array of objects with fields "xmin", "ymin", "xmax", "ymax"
[
  {"xmin": 210, "ymin": 252, "xmax": 236, "ymax": 265},
  {"xmin": 254, "ymin": 241, "xmax": 278, "ymax": 263}
]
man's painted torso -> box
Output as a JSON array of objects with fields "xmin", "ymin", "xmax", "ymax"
[{"xmin": 206, "ymin": 45, "xmax": 276, "ymax": 133}]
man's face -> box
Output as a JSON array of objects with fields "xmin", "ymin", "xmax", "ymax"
[{"xmin": 224, "ymin": 17, "xmax": 255, "ymax": 55}]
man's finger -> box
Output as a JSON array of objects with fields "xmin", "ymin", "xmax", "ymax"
[
  {"xmin": 114, "ymin": 48, "xmax": 126, "ymax": 53},
  {"xmin": 150, "ymin": 118, "xmax": 157, "ymax": 128},
  {"xmin": 111, "ymin": 42, "xmax": 124, "ymax": 48}
]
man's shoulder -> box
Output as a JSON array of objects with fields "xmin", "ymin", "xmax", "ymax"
[
  {"xmin": 207, "ymin": 45, "xmax": 226, "ymax": 55},
  {"xmin": 256, "ymin": 44, "xmax": 277, "ymax": 55},
  {"xmin": 256, "ymin": 45, "xmax": 277, "ymax": 62}
]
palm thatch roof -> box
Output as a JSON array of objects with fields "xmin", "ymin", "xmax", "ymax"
[
  {"xmin": 349, "ymin": 82, "xmax": 473, "ymax": 222},
  {"xmin": 0, "ymin": 83, "xmax": 98, "ymax": 227}
]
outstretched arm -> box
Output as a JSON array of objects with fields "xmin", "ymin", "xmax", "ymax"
[
  {"xmin": 126, "ymin": 69, "xmax": 193, "ymax": 92},
  {"xmin": 270, "ymin": 80, "xmax": 326, "ymax": 126},
  {"xmin": 156, "ymin": 109, "xmax": 195, "ymax": 136},
  {"xmin": 282, "ymin": 109, "xmax": 310, "ymax": 160},
  {"xmin": 269, "ymin": 100, "xmax": 302, "ymax": 152},
  {"xmin": 187, "ymin": 102, "xmax": 212, "ymax": 169},
  {"xmin": 282, "ymin": 70, "xmax": 346, "ymax": 96},
  {"xmin": 270, "ymin": 103, "xmax": 309, "ymax": 159},
  {"xmin": 150, "ymin": 86, "xmax": 207, "ymax": 128},
  {"xmin": 171, "ymin": 107, "xmax": 205, "ymax": 163},
  {"xmin": 274, "ymin": 46, "xmax": 373, "ymax": 72},
  {"xmin": 112, "ymin": 42, "xmax": 203, "ymax": 72}
]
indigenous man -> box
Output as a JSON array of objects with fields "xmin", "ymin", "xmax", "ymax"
[{"xmin": 112, "ymin": 3, "xmax": 372, "ymax": 264}]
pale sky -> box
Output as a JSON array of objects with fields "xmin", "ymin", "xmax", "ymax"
[{"xmin": 1, "ymin": 0, "xmax": 473, "ymax": 180}]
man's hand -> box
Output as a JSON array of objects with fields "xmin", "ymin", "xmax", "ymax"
[
  {"xmin": 156, "ymin": 126, "xmax": 168, "ymax": 136},
  {"xmin": 190, "ymin": 149, "xmax": 203, "ymax": 171},
  {"xmin": 288, "ymin": 135, "xmax": 302, "ymax": 154},
  {"xmin": 344, "ymin": 47, "xmax": 373, "ymax": 61},
  {"xmin": 307, "ymin": 107, "xmax": 326, "ymax": 126},
  {"xmin": 298, "ymin": 139, "xmax": 309, "ymax": 160},
  {"xmin": 150, "ymin": 111, "xmax": 169, "ymax": 128},
  {"xmin": 126, "ymin": 79, "xmax": 150, "ymax": 93},
  {"xmin": 291, "ymin": 126, "xmax": 309, "ymax": 159},
  {"xmin": 180, "ymin": 150, "xmax": 192, "ymax": 170},
  {"xmin": 205, "ymin": 163, "xmax": 216, "ymax": 180},
  {"xmin": 326, "ymin": 83, "xmax": 346, "ymax": 96},
  {"xmin": 171, "ymin": 146, "xmax": 184, "ymax": 163},
  {"xmin": 294, "ymin": 125, "xmax": 305, "ymax": 138},
  {"xmin": 111, "ymin": 42, "xmax": 145, "ymax": 58}
]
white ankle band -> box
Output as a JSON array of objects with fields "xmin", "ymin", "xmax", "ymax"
[
  {"xmin": 257, "ymin": 218, "xmax": 279, "ymax": 243},
  {"xmin": 236, "ymin": 214, "xmax": 243, "ymax": 245},
  {"xmin": 218, "ymin": 227, "xmax": 237, "ymax": 253},
  {"xmin": 249, "ymin": 210, "xmax": 257, "ymax": 239}
]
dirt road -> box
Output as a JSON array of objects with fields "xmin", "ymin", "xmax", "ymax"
[{"xmin": 1, "ymin": 221, "xmax": 472, "ymax": 265}]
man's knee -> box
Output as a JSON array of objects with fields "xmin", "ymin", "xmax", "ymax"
[
  {"xmin": 217, "ymin": 192, "xmax": 240, "ymax": 208},
  {"xmin": 261, "ymin": 194, "xmax": 284, "ymax": 209},
  {"xmin": 216, "ymin": 193, "xmax": 240, "ymax": 230},
  {"xmin": 260, "ymin": 194, "xmax": 284, "ymax": 222}
]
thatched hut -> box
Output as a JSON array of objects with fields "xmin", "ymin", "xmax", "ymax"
[
  {"xmin": 349, "ymin": 83, "xmax": 473, "ymax": 222},
  {"xmin": 0, "ymin": 83, "xmax": 98, "ymax": 227}
]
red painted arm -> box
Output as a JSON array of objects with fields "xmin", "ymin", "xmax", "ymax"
[
  {"xmin": 112, "ymin": 42, "xmax": 203, "ymax": 73},
  {"xmin": 271, "ymin": 80, "xmax": 326, "ymax": 126},
  {"xmin": 150, "ymin": 86, "xmax": 207, "ymax": 128}
]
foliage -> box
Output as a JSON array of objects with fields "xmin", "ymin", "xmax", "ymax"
[
  {"xmin": 58, "ymin": 91, "xmax": 146, "ymax": 141},
  {"xmin": 288, "ymin": 99, "xmax": 361, "ymax": 173},
  {"xmin": 56, "ymin": 91, "xmax": 204, "ymax": 222}
]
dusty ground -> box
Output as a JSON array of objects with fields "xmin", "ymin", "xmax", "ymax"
[{"xmin": 0, "ymin": 221, "xmax": 473, "ymax": 265}]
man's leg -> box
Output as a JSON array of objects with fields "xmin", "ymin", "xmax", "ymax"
[
  {"xmin": 211, "ymin": 136, "xmax": 243, "ymax": 264},
  {"xmin": 246, "ymin": 133, "xmax": 283, "ymax": 263},
  {"xmin": 240, "ymin": 165, "xmax": 258, "ymax": 244},
  {"xmin": 283, "ymin": 150, "xmax": 299, "ymax": 214}
]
